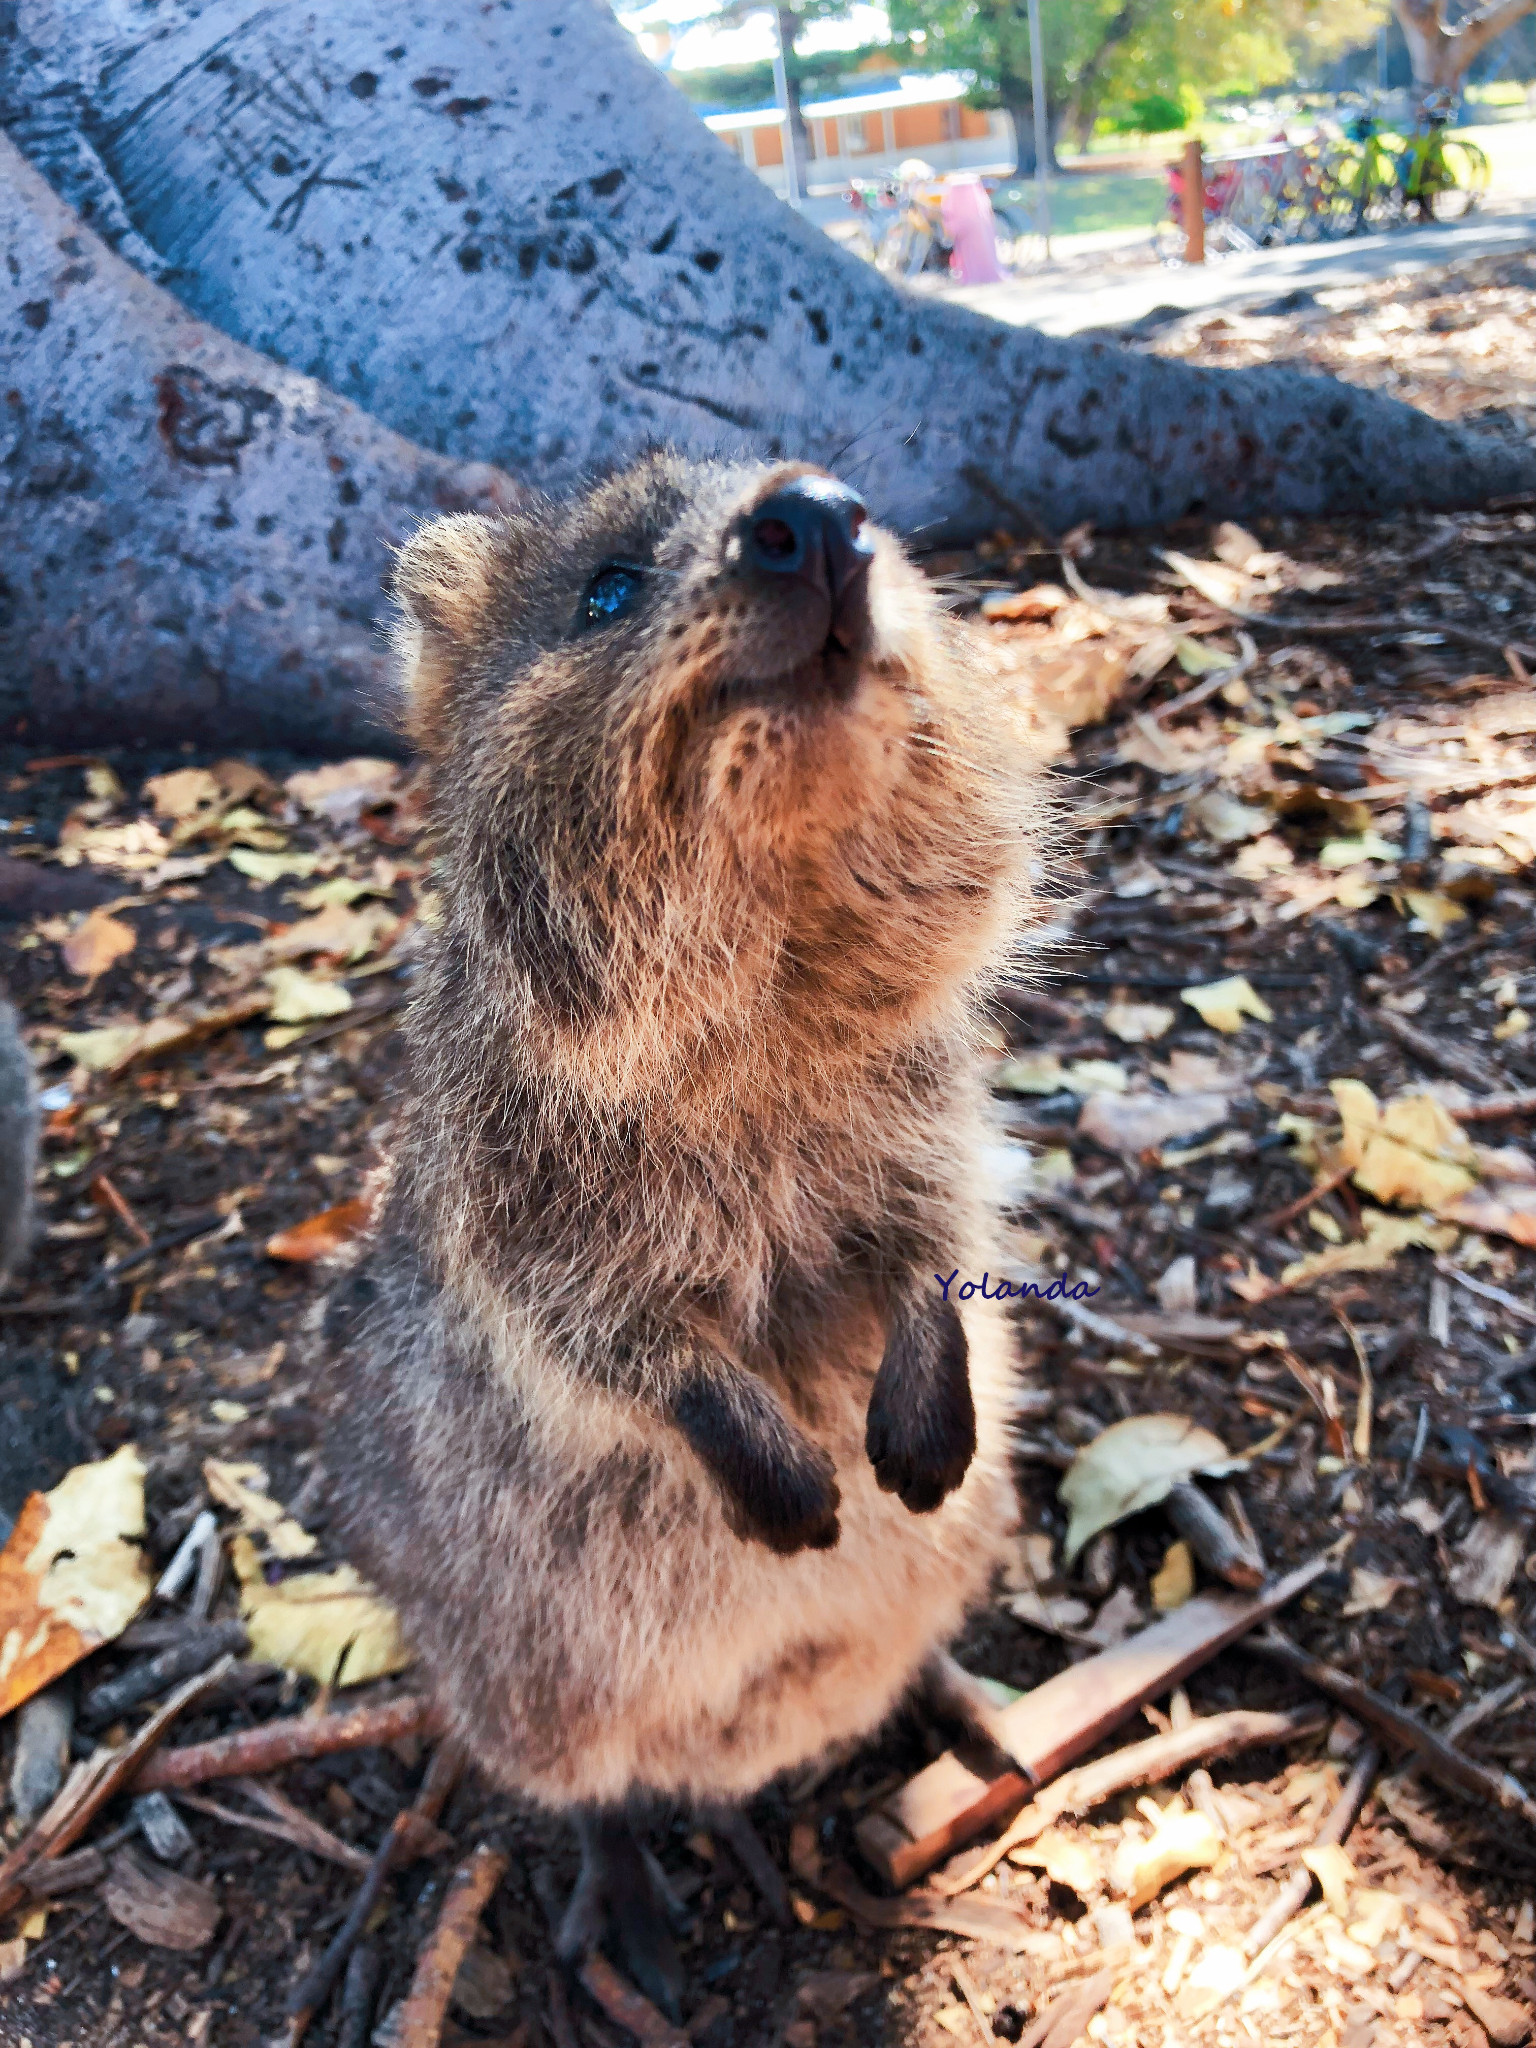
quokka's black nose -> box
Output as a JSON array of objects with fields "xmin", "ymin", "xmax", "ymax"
[{"xmin": 745, "ymin": 475, "xmax": 875, "ymax": 608}]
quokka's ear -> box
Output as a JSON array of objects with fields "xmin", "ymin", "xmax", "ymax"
[{"xmin": 391, "ymin": 514, "xmax": 502, "ymax": 752}]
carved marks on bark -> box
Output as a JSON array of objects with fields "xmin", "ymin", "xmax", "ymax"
[{"xmin": 155, "ymin": 366, "xmax": 276, "ymax": 470}]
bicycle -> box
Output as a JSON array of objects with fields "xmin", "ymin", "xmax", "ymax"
[{"xmin": 1333, "ymin": 91, "xmax": 1490, "ymax": 229}]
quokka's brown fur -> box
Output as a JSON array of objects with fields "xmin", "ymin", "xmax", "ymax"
[{"xmin": 325, "ymin": 453, "xmax": 1050, "ymax": 1812}]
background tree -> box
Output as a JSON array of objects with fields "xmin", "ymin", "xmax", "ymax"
[
  {"xmin": 891, "ymin": 0, "xmax": 1388, "ymax": 164},
  {"xmin": 1390, "ymin": 0, "xmax": 1536, "ymax": 104},
  {"xmin": 2, "ymin": 0, "xmax": 1530, "ymax": 743}
]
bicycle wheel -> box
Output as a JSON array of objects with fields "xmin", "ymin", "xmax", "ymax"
[
  {"xmin": 991, "ymin": 203, "xmax": 1038, "ymax": 268},
  {"xmin": 1423, "ymin": 137, "xmax": 1490, "ymax": 220},
  {"xmin": 877, "ymin": 215, "xmax": 933, "ymax": 280}
]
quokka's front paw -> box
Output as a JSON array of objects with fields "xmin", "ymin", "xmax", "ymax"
[
  {"xmin": 672, "ymin": 1371, "xmax": 841, "ymax": 1555},
  {"xmin": 866, "ymin": 1296, "xmax": 976, "ymax": 1514},
  {"xmin": 726, "ymin": 1441, "xmax": 842, "ymax": 1555}
]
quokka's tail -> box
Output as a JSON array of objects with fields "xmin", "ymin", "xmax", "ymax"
[{"xmin": 0, "ymin": 999, "xmax": 38, "ymax": 1284}]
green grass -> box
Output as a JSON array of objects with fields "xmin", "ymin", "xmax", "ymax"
[{"xmin": 992, "ymin": 169, "xmax": 1169, "ymax": 238}]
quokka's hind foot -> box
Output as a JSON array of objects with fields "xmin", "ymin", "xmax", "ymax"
[
  {"xmin": 918, "ymin": 1650, "xmax": 1039, "ymax": 1786},
  {"xmin": 698, "ymin": 1804, "xmax": 793, "ymax": 1930},
  {"xmin": 557, "ymin": 1811, "xmax": 687, "ymax": 2022}
]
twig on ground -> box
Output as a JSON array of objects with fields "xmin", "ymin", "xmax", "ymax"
[
  {"xmin": 1019, "ymin": 1968, "xmax": 1116, "ymax": 2048},
  {"xmin": 930, "ymin": 1707, "xmax": 1322, "ymax": 1896},
  {"xmin": 155, "ymin": 1509, "xmax": 217, "ymax": 1602},
  {"xmin": 0, "ymin": 1655, "xmax": 234, "ymax": 1915},
  {"xmin": 1256, "ymin": 1160, "xmax": 1353, "ymax": 1233},
  {"xmin": 1243, "ymin": 1741, "xmax": 1381, "ymax": 1956},
  {"xmin": 136, "ymin": 1691, "xmax": 440, "ymax": 1792},
  {"xmin": 1164, "ymin": 1481, "xmax": 1265, "ymax": 1589},
  {"xmin": 395, "ymin": 1840, "xmax": 510, "ymax": 2048},
  {"xmin": 80, "ymin": 1619, "xmax": 249, "ymax": 1727},
  {"xmin": 856, "ymin": 1555, "xmax": 1328, "ymax": 1888},
  {"xmin": 173, "ymin": 1781, "xmax": 372, "ymax": 1874},
  {"xmin": 547, "ymin": 1968, "xmax": 581, "ymax": 2048},
  {"xmin": 336, "ymin": 1942, "xmax": 382, "ymax": 2048},
  {"xmin": 579, "ymin": 1953, "xmax": 689, "ymax": 2048},
  {"xmin": 1375, "ymin": 1011, "xmax": 1506, "ymax": 1093},
  {"xmin": 1250, "ymin": 1628, "xmax": 1536, "ymax": 1830},
  {"xmin": 285, "ymin": 1742, "xmax": 461, "ymax": 2045}
]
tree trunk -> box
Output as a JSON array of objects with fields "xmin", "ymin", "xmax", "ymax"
[
  {"xmin": 1003, "ymin": 91, "xmax": 1062, "ymax": 176},
  {"xmin": 776, "ymin": 6, "xmax": 814, "ymax": 197},
  {"xmin": 1, "ymin": 0, "xmax": 1533, "ymax": 752},
  {"xmin": 0, "ymin": 139, "xmax": 515, "ymax": 749},
  {"xmin": 1391, "ymin": 0, "xmax": 1536, "ymax": 99}
]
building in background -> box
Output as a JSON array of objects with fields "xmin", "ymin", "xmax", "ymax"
[{"xmin": 705, "ymin": 72, "xmax": 1009, "ymax": 192}]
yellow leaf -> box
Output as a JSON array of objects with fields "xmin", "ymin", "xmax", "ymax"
[
  {"xmin": 143, "ymin": 767, "xmax": 222, "ymax": 820},
  {"xmin": 1494, "ymin": 1007, "xmax": 1530, "ymax": 1042},
  {"xmin": 61, "ymin": 909, "xmax": 137, "ymax": 981},
  {"xmin": 228, "ymin": 848, "xmax": 323, "ymax": 883},
  {"xmin": 1398, "ymin": 890, "xmax": 1468, "ymax": 938},
  {"xmin": 1060, "ymin": 1414, "xmax": 1241, "ymax": 1563},
  {"xmin": 1442, "ymin": 1182, "xmax": 1536, "ymax": 1248},
  {"xmin": 1010, "ymin": 1828, "xmax": 1101, "ymax": 1898},
  {"xmin": 1309, "ymin": 1208, "xmax": 1344, "ymax": 1243},
  {"xmin": 230, "ymin": 1535, "xmax": 411, "ymax": 1688},
  {"xmin": 1301, "ymin": 1842, "xmax": 1357, "ymax": 1914},
  {"xmin": 1176, "ymin": 635, "xmax": 1238, "ymax": 676},
  {"xmin": 1152, "ymin": 1539, "xmax": 1195, "ymax": 1612},
  {"xmin": 1103, "ymin": 1001, "xmax": 1176, "ymax": 1045},
  {"xmin": 203, "ymin": 1459, "xmax": 317, "ymax": 1561},
  {"xmin": 1319, "ymin": 832, "xmax": 1401, "ymax": 869},
  {"xmin": 1278, "ymin": 1210, "xmax": 1457, "ymax": 1291},
  {"xmin": 1112, "ymin": 1804, "xmax": 1221, "ymax": 1908},
  {"xmin": 0, "ymin": 1446, "xmax": 151, "ymax": 1717},
  {"xmin": 1330, "ymin": 1079, "xmax": 1380, "ymax": 1170},
  {"xmin": 1181, "ymin": 975, "xmax": 1274, "ymax": 1033},
  {"xmin": 262, "ymin": 967, "xmax": 353, "ymax": 1024}
]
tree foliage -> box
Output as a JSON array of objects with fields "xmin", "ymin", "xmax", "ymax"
[{"xmin": 889, "ymin": 0, "xmax": 1389, "ymax": 151}]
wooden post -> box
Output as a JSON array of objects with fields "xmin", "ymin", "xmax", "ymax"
[{"xmin": 1183, "ymin": 137, "xmax": 1205, "ymax": 264}]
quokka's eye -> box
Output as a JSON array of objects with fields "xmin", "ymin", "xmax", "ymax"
[{"xmin": 581, "ymin": 564, "xmax": 645, "ymax": 628}]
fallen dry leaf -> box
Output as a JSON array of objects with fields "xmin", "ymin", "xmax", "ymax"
[
  {"xmin": 58, "ymin": 995, "xmax": 269, "ymax": 1074},
  {"xmin": 1301, "ymin": 1842, "xmax": 1358, "ymax": 1914},
  {"xmin": 0, "ymin": 1445, "xmax": 151, "ymax": 1717},
  {"xmin": 1059, "ymin": 1414, "xmax": 1243, "ymax": 1563},
  {"xmin": 1103, "ymin": 1000, "xmax": 1176, "ymax": 1044},
  {"xmin": 1443, "ymin": 1182, "xmax": 1536, "ymax": 1248},
  {"xmin": 265, "ymin": 1194, "xmax": 374, "ymax": 1264},
  {"xmin": 1151, "ymin": 1539, "xmax": 1195, "ymax": 1612},
  {"xmin": 286, "ymin": 758, "xmax": 400, "ymax": 825},
  {"xmin": 1181, "ymin": 975, "xmax": 1274, "ymax": 1034},
  {"xmin": 202, "ymin": 1459, "xmax": 318, "ymax": 1562},
  {"xmin": 1112, "ymin": 1803, "xmax": 1221, "ymax": 1908},
  {"xmin": 142, "ymin": 767, "xmax": 222, "ymax": 821},
  {"xmin": 263, "ymin": 966, "xmax": 353, "ymax": 1024},
  {"xmin": 1446, "ymin": 1515, "xmax": 1526, "ymax": 1608},
  {"xmin": 104, "ymin": 1849, "xmax": 220, "ymax": 1951},
  {"xmin": 61, "ymin": 907, "xmax": 137, "ymax": 981},
  {"xmin": 1077, "ymin": 1090, "xmax": 1228, "ymax": 1156},
  {"xmin": 230, "ymin": 1535, "xmax": 411, "ymax": 1687},
  {"xmin": 227, "ymin": 847, "xmax": 323, "ymax": 884},
  {"xmin": 1010, "ymin": 1828, "xmax": 1100, "ymax": 1899}
]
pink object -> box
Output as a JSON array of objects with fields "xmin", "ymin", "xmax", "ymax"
[{"xmin": 940, "ymin": 175, "xmax": 1003, "ymax": 285}]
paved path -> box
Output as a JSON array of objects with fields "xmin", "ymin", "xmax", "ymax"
[{"xmin": 932, "ymin": 201, "xmax": 1536, "ymax": 336}]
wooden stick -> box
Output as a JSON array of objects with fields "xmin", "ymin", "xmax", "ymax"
[
  {"xmin": 1249, "ymin": 1629, "xmax": 1536, "ymax": 1831},
  {"xmin": 286, "ymin": 1743, "xmax": 461, "ymax": 2046},
  {"xmin": 1243, "ymin": 1743, "xmax": 1380, "ymax": 1957},
  {"xmin": 395, "ymin": 1841, "xmax": 509, "ymax": 2048},
  {"xmin": 1164, "ymin": 1481, "xmax": 1264, "ymax": 1590},
  {"xmin": 1375, "ymin": 1011, "xmax": 1506, "ymax": 1094},
  {"xmin": 136, "ymin": 1691, "xmax": 439, "ymax": 1791},
  {"xmin": 930, "ymin": 1707, "xmax": 1323, "ymax": 1896},
  {"xmin": 80, "ymin": 1619, "xmax": 249, "ymax": 1726},
  {"xmin": 579, "ymin": 1954, "xmax": 689, "ymax": 2048},
  {"xmin": 173, "ymin": 1783, "xmax": 372, "ymax": 1874},
  {"xmin": 1020, "ymin": 1969, "xmax": 1115, "ymax": 2048},
  {"xmin": 0, "ymin": 1655, "xmax": 234, "ymax": 1917},
  {"xmin": 1453, "ymin": 1089, "xmax": 1536, "ymax": 1123},
  {"xmin": 855, "ymin": 1554, "xmax": 1328, "ymax": 1889}
]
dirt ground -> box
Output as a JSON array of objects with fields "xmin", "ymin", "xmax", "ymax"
[{"xmin": 2, "ymin": 246, "xmax": 1535, "ymax": 2048}]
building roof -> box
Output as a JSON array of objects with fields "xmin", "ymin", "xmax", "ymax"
[{"xmin": 703, "ymin": 71, "xmax": 970, "ymax": 133}]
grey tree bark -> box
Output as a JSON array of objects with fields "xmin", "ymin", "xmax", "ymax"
[
  {"xmin": 1391, "ymin": 0, "xmax": 1536, "ymax": 98},
  {"xmin": 0, "ymin": 140, "xmax": 515, "ymax": 749},
  {"xmin": 5, "ymin": 0, "xmax": 1532, "ymax": 554}
]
